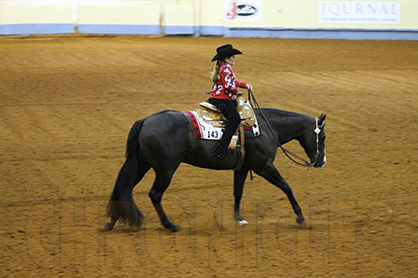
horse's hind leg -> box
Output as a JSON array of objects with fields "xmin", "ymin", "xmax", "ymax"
[
  {"xmin": 255, "ymin": 162, "xmax": 305, "ymax": 225},
  {"xmin": 148, "ymin": 171, "xmax": 179, "ymax": 232}
]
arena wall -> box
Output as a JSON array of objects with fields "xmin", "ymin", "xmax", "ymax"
[{"xmin": 0, "ymin": 0, "xmax": 417, "ymax": 40}]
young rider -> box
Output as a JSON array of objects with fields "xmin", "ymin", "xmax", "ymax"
[{"xmin": 208, "ymin": 44, "xmax": 252, "ymax": 160}]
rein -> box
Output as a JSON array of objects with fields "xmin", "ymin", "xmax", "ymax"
[{"xmin": 247, "ymin": 89, "xmax": 320, "ymax": 168}]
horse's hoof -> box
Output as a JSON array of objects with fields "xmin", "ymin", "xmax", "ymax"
[
  {"xmin": 296, "ymin": 215, "xmax": 306, "ymax": 225},
  {"xmin": 170, "ymin": 225, "xmax": 180, "ymax": 233},
  {"xmin": 238, "ymin": 219, "xmax": 249, "ymax": 226},
  {"xmin": 105, "ymin": 222, "xmax": 114, "ymax": 231}
]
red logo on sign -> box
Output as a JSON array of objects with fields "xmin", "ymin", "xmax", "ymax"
[{"xmin": 226, "ymin": 1, "xmax": 238, "ymax": 20}]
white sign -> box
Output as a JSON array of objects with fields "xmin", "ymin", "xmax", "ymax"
[
  {"xmin": 318, "ymin": 2, "xmax": 400, "ymax": 23},
  {"xmin": 223, "ymin": 0, "xmax": 262, "ymax": 22}
]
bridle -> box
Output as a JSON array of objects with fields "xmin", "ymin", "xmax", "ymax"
[
  {"xmin": 248, "ymin": 89, "xmax": 324, "ymax": 168},
  {"xmin": 276, "ymin": 117, "xmax": 324, "ymax": 168},
  {"xmin": 310, "ymin": 117, "xmax": 325, "ymax": 167}
]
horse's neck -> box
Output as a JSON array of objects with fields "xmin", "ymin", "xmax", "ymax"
[{"xmin": 260, "ymin": 109, "xmax": 313, "ymax": 144}]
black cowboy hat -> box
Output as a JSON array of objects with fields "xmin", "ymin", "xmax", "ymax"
[{"xmin": 211, "ymin": 44, "xmax": 243, "ymax": 62}]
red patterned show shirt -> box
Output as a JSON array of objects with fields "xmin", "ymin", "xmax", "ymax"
[{"xmin": 210, "ymin": 62, "xmax": 247, "ymax": 100}]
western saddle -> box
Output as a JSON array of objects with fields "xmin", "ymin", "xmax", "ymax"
[{"xmin": 195, "ymin": 95, "xmax": 258, "ymax": 159}]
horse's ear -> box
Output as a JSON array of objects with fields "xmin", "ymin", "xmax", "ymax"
[{"xmin": 319, "ymin": 113, "xmax": 327, "ymax": 124}]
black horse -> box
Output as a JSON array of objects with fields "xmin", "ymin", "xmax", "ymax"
[{"xmin": 105, "ymin": 108, "xmax": 326, "ymax": 232}]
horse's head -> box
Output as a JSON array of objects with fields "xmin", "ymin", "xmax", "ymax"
[{"xmin": 299, "ymin": 113, "xmax": 327, "ymax": 168}]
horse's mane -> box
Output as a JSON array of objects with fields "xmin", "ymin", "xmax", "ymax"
[{"xmin": 257, "ymin": 108, "xmax": 313, "ymax": 120}]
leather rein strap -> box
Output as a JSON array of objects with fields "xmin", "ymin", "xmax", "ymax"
[{"xmin": 247, "ymin": 89, "xmax": 319, "ymax": 168}]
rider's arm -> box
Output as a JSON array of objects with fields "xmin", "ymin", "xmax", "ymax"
[{"xmin": 235, "ymin": 80, "xmax": 248, "ymax": 89}]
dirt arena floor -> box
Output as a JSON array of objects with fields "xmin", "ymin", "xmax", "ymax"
[{"xmin": 0, "ymin": 35, "xmax": 417, "ymax": 277}]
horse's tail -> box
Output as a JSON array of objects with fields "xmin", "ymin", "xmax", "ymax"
[{"xmin": 106, "ymin": 119, "xmax": 147, "ymax": 229}]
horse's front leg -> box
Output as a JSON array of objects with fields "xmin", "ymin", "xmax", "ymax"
[
  {"xmin": 255, "ymin": 162, "xmax": 305, "ymax": 225},
  {"xmin": 234, "ymin": 168, "xmax": 249, "ymax": 225}
]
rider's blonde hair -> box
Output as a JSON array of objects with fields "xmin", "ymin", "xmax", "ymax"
[{"xmin": 211, "ymin": 60, "xmax": 221, "ymax": 83}]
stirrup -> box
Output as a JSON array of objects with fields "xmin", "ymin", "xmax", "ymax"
[{"xmin": 229, "ymin": 135, "xmax": 238, "ymax": 149}]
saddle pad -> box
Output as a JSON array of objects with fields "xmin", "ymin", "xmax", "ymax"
[
  {"xmin": 184, "ymin": 111, "xmax": 203, "ymax": 139},
  {"xmin": 184, "ymin": 110, "xmax": 260, "ymax": 140}
]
